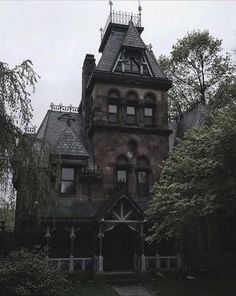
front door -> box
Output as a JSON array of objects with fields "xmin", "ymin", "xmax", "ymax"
[{"xmin": 103, "ymin": 224, "xmax": 135, "ymax": 271}]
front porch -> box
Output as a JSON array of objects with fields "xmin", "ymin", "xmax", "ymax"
[{"xmin": 45, "ymin": 195, "xmax": 181, "ymax": 278}]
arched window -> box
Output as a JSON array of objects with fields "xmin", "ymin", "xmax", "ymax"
[
  {"xmin": 126, "ymin": 91, "xmax": 138, "ymax": 125},
  {"xmin": 144, "ymin": 93, "xmax": 156, "ymax": 126},
  {"xmin": 136, "ymin": 156, "xmax": 149, "ymax": 196},
  {"xmin": 116, "ymin": 155, "xmax": 129, "ymax": 190},
  {"xmin": 107, "ymin": 89, "xmax": 121, "ymax": 123}
]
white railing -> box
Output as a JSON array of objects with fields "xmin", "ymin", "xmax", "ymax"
[
  {"xmin": 48, "ymin": 257, "xmax": 93, "ymax": 272},
  {"xmin": 146, "ymin": 255, "xmax": 181, "ymax": 269},
  {"xmin": 134, "ymin": 255, "xmax": 181, "ymax": 270}
]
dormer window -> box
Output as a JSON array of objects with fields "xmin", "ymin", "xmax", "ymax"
[
  {"xmin": 126, "ymin": 106, "xmax": 136, "ymax": 124},
  {"xmin": 108, "ymin": 104, "xmax": 118, "ymax": 122},
  {"xmin": 113, "ymin": 50, "xmax": 152, "ymax": 76},
  {"xmin": 60, "ymin": 167, "xmax": 75, "ymax": 194},
  {"xmin": 124, "ymin": 56, "xmax": 140, "ymax": 74}
]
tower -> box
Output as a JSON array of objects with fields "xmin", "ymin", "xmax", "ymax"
[{"xmin": 80, "ymin": 7, "xmax": 172, "ymax": 201}]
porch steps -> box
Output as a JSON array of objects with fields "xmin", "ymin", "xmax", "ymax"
[{"xmin": 103, "ymin": 271, "xmax": 140, "ymax": 284}]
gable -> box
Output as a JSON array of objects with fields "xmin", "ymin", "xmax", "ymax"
[{"xmin": 103, "ymin": 195, "xmax": 143, "ymax": 221}]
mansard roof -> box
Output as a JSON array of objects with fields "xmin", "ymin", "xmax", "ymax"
[
  {"xmin": 96, "ymin": 22, "xmax": 166, "ymax": 80},
  {"xmin": 37, "ymin": 108, "xmax": 89, "ymax": 158},
  {"xmin": 96, "ymin": 30, "xmax": 125, "ymax": 73}
]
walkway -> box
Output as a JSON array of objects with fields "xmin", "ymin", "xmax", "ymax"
[{"xmin": 112, "ymin": 285, "xmax": 153, "ymax": 296}]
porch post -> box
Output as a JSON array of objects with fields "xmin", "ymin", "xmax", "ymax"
[
  {"xmin": 69, "ymin": 225, "xmax": 75, "ymax": 272},
  {"xmin": 156, "ymin": 240, "xmax": 160, "ymax": 268},
  {"xmin": 98, "ymin": 223, "xmax": 104, "ymax": 272},
  {"xmin": 45, "ymin": 225, "xmax": 51, "ymax": 260},
  {"xmin": 140, "ymin": 223, "xmax": 146, "ymax": 271}
]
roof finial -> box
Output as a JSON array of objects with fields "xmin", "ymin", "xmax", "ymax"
[
  {"xmin": 138, "ymin": 0, "xmax": 142, "ymax": 26},
  {"xmin": 109, "ymin": 1, "xmax": 113, "ymax": 21}
]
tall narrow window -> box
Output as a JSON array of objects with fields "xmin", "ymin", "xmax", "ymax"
[
  {"xmin": 117, "ymin": 169, "xmax": 127, "ymax": 184},
  {"xmin": 137, "ymin": 170, "xmax": 148, "ymax": 196},
  {"xmin": 144, "ymin": 107, "xmax": 153, "ymax": 126},
  {"xmin": 116, "ymin": 155, "xmax": 129, "ymax": 191},
  {"xmin": 137, "ymin": 156, "xmax": 150, "ymax": 196},
  {"xmin": 108, "ymin": 104, "xmax": 118, "ymax": 122},
  {"xmin": 144, "ymin": 93, "xmax": 156, "ymax": 126},
  {"xmin": 61, "ymin": 167, "xmax": 75, "ymax": 194},
  {"xmin": 126, "ymin": 106, "xmax": 136, "ymax": 124}
]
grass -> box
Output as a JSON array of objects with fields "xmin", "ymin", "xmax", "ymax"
[
  {"xmin": 67, "ymin": 282, "xmax": 119, "ymax": 296},
  {"xmin": 147, "ymin": 278, "xmax": 236, "ymax": 296}
]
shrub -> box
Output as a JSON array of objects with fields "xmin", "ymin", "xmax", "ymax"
[{"xmin": 0, "ymin": 248, "xmax": 69, "ymax": 296}]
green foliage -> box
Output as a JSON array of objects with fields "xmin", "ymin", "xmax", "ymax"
[
  {"xmin": 0, "ymin": 60, "xmax": 39, "ymax": 218},
  {"xmin": 12, "ymin": 136, "xmax": 61, "ymax": 218},
  {"xmin": 0, "ymin": 60, "xmax": 60, "ymax": 221},
  {"xmin": 159, "ymin": 30, "xmax": 235, "ymax": 118},
  {"xmin": 146, "ymin": 104, "xmax": 236, "ymax": 242},
  {"xmin": 0, "ymin": 248, "xmax": 68, "ymax": 296},
  {"xmin": 0, "ymin": 60, "xmax": 39, "ymax": 173}
]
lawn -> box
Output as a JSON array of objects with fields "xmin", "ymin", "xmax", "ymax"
[
  {"xmin": 147, "ymin": 278, "xmax": 236, "ymax": 296},
  {"xmin": 67, "ymin": 283, "xmax": 119, "ymax": 296}
]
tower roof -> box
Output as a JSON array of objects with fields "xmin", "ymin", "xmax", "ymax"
[{"xmin": 121, "ymin": 21, "xmax": 146, "ymax": 50}]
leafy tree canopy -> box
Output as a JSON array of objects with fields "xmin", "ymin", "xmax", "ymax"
[
  {"xmin": 0, "ymin": 61, "xmax": 60, "ymax": 223},
  {"xmin": 146, "ymin": 99, "xmax": 236, "ymax": 242},
  {"xmin": 0, "ymin": 60, "xmax": 38, "ymax": 182},
  {"xmin": 159, "ymin": 30, "xmax": 235, "ymax": 118}
]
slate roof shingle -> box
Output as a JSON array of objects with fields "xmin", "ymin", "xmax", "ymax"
[
  {"xmin": 96, "ymin": 21, "xmax": 167, "ymax": 80},
  {"xmin": 122, "ymin": 21, "xmax": 146, "ymax": 49},
  {"xmin": 169, "ymin": 104, "xmax": 206, "ymax": 150},
  {"xmin": 37, "ymin": 110, "xmax": 89, "ymax": 158}
]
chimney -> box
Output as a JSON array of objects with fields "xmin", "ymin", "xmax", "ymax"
[
  {"xmin": 81, "ymin": 54, "xmax": 96, "ymax": 127},
  {"xmin": 82, "ymin": 54, "xmax": 96, "ymax": 103}
]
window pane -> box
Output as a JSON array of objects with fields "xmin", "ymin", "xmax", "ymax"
[
  {"xmin": 127, "ymin": 106, "xmax": 135, "ymax": 115},
  {"xmin": 137, "ymin": 171, "xmax": 148, "ymax": 195},
  {"xmin": 144, "ymin": 117, "xmax": 153, "ymax": 126},
  {"xmin": 126, "ymin": 115, "xmax": 135, "ymax": 124},
  {"xmin": 109, "ymin": 104, "xmax": 117, "ymax": 114},
  {"xmin": 117, "ymin": 170, "xmax": 127, "ymax": 183},
  {"xmin": 108, "ymin": 113, "xmax": 117, "ymax": 122},
  {"xmin": 138, "ymin": 171, "xmax": 147, "ymax": 184},
  {"xmin": 61, "ymin": 181, "xmax": 74, "ymax": 193},
  {"xmin": 62, "ymin": 168, "xmax": 74, "ymax": 180},
  {"xmin": 144, "ymin": 108, "xmax": 153, "ymax": 117}
]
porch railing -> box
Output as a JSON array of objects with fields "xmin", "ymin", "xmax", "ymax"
[
  {"xmin": 134, "ymin": 255, "xmax": 181, "ymax": 270},
  {"xmin": 48, "ymin": 257, "xmax": 93, "ymax": 272}
]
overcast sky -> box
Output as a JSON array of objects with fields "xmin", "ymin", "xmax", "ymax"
[{"xmin": 0, "ymin": 0, "xmax": 236, "ymax": 128}]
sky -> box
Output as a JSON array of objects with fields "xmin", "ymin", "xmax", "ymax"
[{"xmin": 0, "ymin": 0, "xmax": 236, "ymax": 128}]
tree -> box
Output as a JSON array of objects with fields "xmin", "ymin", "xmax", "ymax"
[
  {"xmin": 146, "ymin": 101, "xmax": 236, "ymax": 242},
  {"xmin": 0, "ymin": 248, "xmax": 68, "ymax": 296},
  {"xmin": 0, "ymin": 60, "xmax": 39, "ymax": 190},
  {"xmin": 159, "ymin": 30, "xmax": 235, "ymax": 118},
  {"xmin": 0, "ymin": 61, "xmax": 60, "ymax": 234}
]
